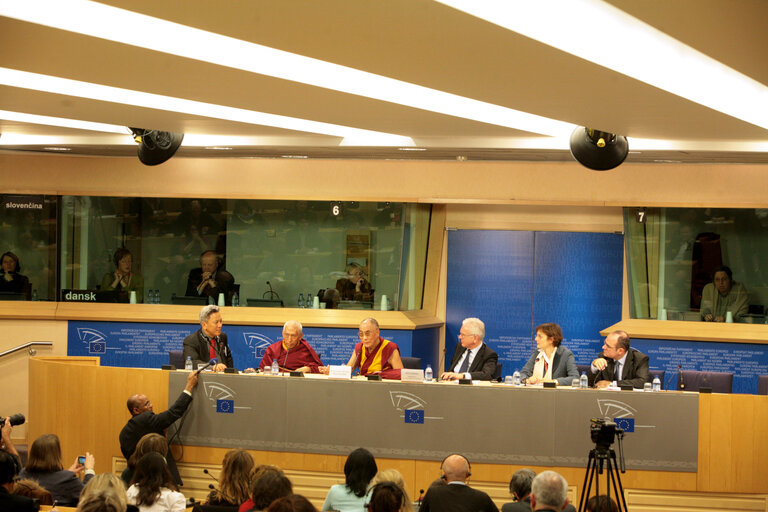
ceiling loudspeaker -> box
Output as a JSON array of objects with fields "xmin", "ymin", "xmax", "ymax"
[
  {"xmin": 569, "ymin": 127, "xmax": 628, "ymax": 171},
  {"xmin": 129, "ymin": 128, "xmax": 184, "ymax": 166}
]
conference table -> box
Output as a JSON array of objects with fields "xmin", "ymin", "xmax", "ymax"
[{"xmin": 28, "ymin": 357, "xmax": 768, "ymax": 508}]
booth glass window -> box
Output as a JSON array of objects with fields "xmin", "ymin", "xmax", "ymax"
[
  {"xmin": 625, "ymin": 207, "xmax": 768, "ymax": 323},
  {"xmin": 0, "ymin": 195, "xmax": 58, "ymax": 301},
  {"xmin": 58, "ymin": 197, "xmax": 431, "ymax": 310}
]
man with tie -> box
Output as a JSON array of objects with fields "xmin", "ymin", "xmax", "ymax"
[
  {"xmin": 182, "ymin": 304, "xmax": 233, "ymax": 372},
  {"xmin": 590, "ymin": 330, "xmax": 650, "ymax": 389},
  {"xmin": 440, "ymin": 317, "xmax": 499, "ymax": 381}
]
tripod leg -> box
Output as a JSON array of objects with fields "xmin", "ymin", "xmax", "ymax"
[
  {"xmin": 610, "ymin": 451, "xmax": 629, "ymax": 512},
  {"xmin": 579, "ymin": 451, "xmax": 597, "ymax": 512}
]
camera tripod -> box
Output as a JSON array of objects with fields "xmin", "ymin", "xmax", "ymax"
[{"xmin": 578, "ymin": 434, "xmax": 629, "ymax": 512}]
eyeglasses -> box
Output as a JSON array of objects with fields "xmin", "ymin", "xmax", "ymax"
[{"xmin": 458, "ymin": 332, "xmax": 474, "ymax": 339}]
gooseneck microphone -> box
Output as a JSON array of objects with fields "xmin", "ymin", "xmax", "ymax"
[
  {"xmin": 678, "ymin": 364, "xmax": 685, "ymax": 390},
  {"xmin": 196, "ymin": 358, "xmax": 218, "ymax": 375},
  {"xmin": 202, "ymin": 468, "xmax": 218, "ymax": 490}
]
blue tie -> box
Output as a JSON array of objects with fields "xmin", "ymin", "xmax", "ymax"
[{"xmin": 459, "ymin": 350, "xmax": 471, "ymax": 373}]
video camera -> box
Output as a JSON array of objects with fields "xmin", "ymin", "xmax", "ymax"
[
  {"xmin": 0, "ymin": 414, "xmax": 25, "ymax": 428},
  {"xmin": 590, "ymin": 418, "xmax": 622, "ymax": 449}
]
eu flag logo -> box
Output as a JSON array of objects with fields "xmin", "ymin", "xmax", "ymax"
[
  {"xmin": 89, "ymin": 341, "xmax": 106, "ymax": 354},
  {"xmin": 216, "ymin": 399, "xmax": 234, "ymax": 413},
  {"xmin": 404, "ymin": 409, "xmax": 424, "ymax": 424},
  {"xmin": 614, "ymin": 417, "xmax": 634, "ymax": 432}
]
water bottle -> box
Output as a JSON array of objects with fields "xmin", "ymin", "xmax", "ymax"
[
  {"xmin": 271, "ymin": 359, "xmax": 279, "ymax": 376},
  {"xmin": 580, "ymin": 371, "xmax": 588, "ymax": 389},
  {"xmin": 298, "ymin": 293, "xmax": 305, "ymax": 308},
  {"xmin": 307, "ymin": 291, "xmax": 314, "ymax": 308},
  {"xmin": 232, "ymin": 292, "xmax": 239, "ymax": 307},
  {"xmin": 31, "ymin": 289, "xmax": 38, "ymax": 301},
  {"xmin": 208, "ymin": 295, "xmax": 214, "ymax": 305},
  {"xmin": 184, "ymin": 356, "xmax": 193, "ymax": 371},
  {"xmin": 154, "ymin": 289, "xmax": 160, "ymax": 304},
  {"xmin": 652, "ymin": 375, "xmax": 661, "ymax": 392},
  {"xmin": 512, "ymin": 370, "xmax": 521, "ymax": 386},
  {"xmin": 424, "ymin": 364, "xmax": 433, "ymax": 382}
]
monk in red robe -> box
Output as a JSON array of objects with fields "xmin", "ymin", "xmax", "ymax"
[
  {"xmin": 259, "ymin": 320, "xmax": 324, "ymax": 373},
  {"xmin": 347, "ymin": 317, "xmax": 403, "ymax": 379}
]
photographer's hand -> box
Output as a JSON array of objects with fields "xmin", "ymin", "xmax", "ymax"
[{"xmin": 1, "ymin": 420, "xmax": 19, "ymax": 457}]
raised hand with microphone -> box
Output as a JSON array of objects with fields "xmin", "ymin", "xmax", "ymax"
[{"xmin": 196, "ymin": 358, "xmax": 218, "ymax": 375}]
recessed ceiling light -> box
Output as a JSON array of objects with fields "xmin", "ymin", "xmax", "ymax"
[
  {"xmin": 0, "ymin": 1, "xmax": 574, "ymax": 137},
  {"xmin": 204, "ymin": 146, "xmax": 232, "ymax": 151},
  {"xmin": 42, "ymin": 147, "xmax": 71, "ymax": 151},
  {"xmin": 398, "ymin": 147, "xmax": 427, "ymax": 151},
  {"xmin": 281, "ymin": 155, "xmax": 308, "ymax": 159}
]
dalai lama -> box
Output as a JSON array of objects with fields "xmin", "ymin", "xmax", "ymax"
[{"xmin": 340, "ymin": 317, "xmax": 404, "ymax": 379}]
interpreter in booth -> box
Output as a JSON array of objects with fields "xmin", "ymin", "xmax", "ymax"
[
  {"xmin": 101, "ymin": 248, "xmax": 144, "ymax": 302},
  {"xmin": 185, "ymin": 249, "xmax": 236, "ymax": 305},
  {"xmin": 700, "ymin": 265, "xmax": 749, "ymax": 322},
  {"xmin": 0, "ymin": 251, "xmax": 31, "ymax": 299}
]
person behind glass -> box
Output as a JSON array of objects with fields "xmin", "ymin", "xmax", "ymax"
[
  {"xmin": 126, "ymin": 452, "xmax": 186, "ymax": 512},
  {"xmin": 441, "ymin": 317, "xmax": 499, "ymax": 381},
  {"xmin": 259, "ymin": 320, "xmax": 324, "ymax": 374},
  {"xmin": 185, "ymin": 250, "xmax": 235, "ymax": 305},
  {"xmin": 700, "ymin": 265, "xmax": 749, "ymax": 322},
  {"xmin": 101, "ymin": 248, "xmax": 144, "ymax": 302},
  {"xmin": 182, "ymin": 305, "xmax": 234, "ymax": 372},
  {"xmin": 519, "ymin": 323, "xmax": 578, "ymax": 386},
  {"xmin": 590, "ymin": 330, "xmax": 650, "ymax": 389},
  {"xmin": 324, "ymin": 318, "xmax": 403, "ymax": 378},
  {"xmin": 321, "ymin": 447, "xmax": 377, "ymax": 512},
  {"xmin": 206, "ymin": 449, "xmax": 254, "ymax": 507},
  {"xmin": 0, "ymin": 251, "xmax": 31, "ymax": 299},
  {"xmin": 335, "ymin": 263, "xmax": 373, "ymax": 302},
  {"xmin": 19, "ymin": 433, "xmax": 95, "ymax": 507}
]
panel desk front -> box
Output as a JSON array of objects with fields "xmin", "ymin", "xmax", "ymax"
[{"xmin": 169, "ymin": 372, "xmax": 698, "ymax": 472}]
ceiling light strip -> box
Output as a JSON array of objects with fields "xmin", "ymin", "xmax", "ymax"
[{"xmin": 0, "ymin": 109, "xmax": 131, "ymax": 134}]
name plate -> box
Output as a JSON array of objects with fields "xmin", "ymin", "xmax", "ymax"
[
  {"xmin": 400, "ymin": 369, "xmax": 425, "ymax": 382},
  {"xmin": 328, "ymin": 365, "xmax": 352, "ymax": 379}
]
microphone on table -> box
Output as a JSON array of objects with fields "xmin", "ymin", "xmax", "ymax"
[
  {"xmin": 678, "ymin": 364, "xmax": 685, "ymax": 390},
  {"xmin": 196, "ymin": 358, "xmax": 217, "ymax": 375},
  {"xmin": 203, "ymin": 468, "xmax": 218, "ymax": 490}
]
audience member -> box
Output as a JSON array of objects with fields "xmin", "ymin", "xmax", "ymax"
[
  {"xmin": 246, "ymin": 468, "xmax": 293, "ymax": 512},
  {"xmin": 101, "ymin": 248, "xmax": 144, "ymax": 302},
  {"xmin": 503, "ymin": 469, "xmax": 575, "ymax": 512},
  {"xmin": 1, "ymin": 451, "xmax": 39, "ymax": 511},
  {"xmin": 368, "ymin": 469, "xmax": 412, "ymax": 511},
  {"xmin": 259, "ymin": 320, "xmax": 324, "ymax": 373},
  {"xmin": 120, "ymin": 371, "xmax": 198, "ymax": 486},
  {"xmin": 206, "ymin": 449, "xmax": 255, "ymax": 507},
  {"xmin": 77, "ymin": 488, "xmax": 128, "ymax": 512},
  {"xmin": 80, "ymin": 473, "xmax": 137, "ymax": 512},
  {"xmin": 367, "ymin": 482, "xmax": 408, "ymax": 512},
  {"xmin": 182, "ymin": 305, "xmax": 234, "ymax": 371},
  {"xmin": 441, "ymin": 318, "xmax": 499, "ymax": 381},
  {"xmin": 321, "ymin": 448, "xmax": 378, "ymax": 512},
  {"xmin": 520, "ymin": 323, "xmax": 579, "ymax": 386},
  {"xmin": 19, "ymin": 433, "xmax": 95, "ymax": 506},
  {"xmin": 529, "ymin": 471, "xmax": 568, "ymax": 512},
  {"xmin": 185, "ymin": 250, "xmax": 235, "ymax": 305},
  {"xmin": 122, "ymin": 434, "xmax": 168, "ymax": 487},
  {"xmin": 701, "ymin": 265, "xmax": 749, "ymax": 322},
  {"xmin": 590, "ymin": 331, "xmax": 650, "ymax": 389},
  {"xmin": 0, "ymin": 418, "xmax": 21, "ymax": 475},
  {"xmin": 585, "ymin": 495, "xmax": 618, "ymax": 512},
  {"xmin": 0, "ymin": 250, "xmax": 31, "ymax": 299},
  {"xmin": 239, "ymin": 465, "xmax": 284, "ymax": 512},
  {"xmin": 126, "ymin": 452, "xmax": 186, "ymax": 512},
  {"xmin": 335, "ymin": 263, "xmax": 373, "ymax": 302},
  {"xmin": 419, "ymin": 454, "xmax": 497, "ymax": 512},
  {"xmin": 329, "ymin": 318, "xmax": 403, "ymax": 378},
  {"xmin": 12, "ymin": 478, "xmax": 53, "ymax": 505},
  {"xmin": 267, "ymin": 495, "xmax": 318, "ymax": 512}
]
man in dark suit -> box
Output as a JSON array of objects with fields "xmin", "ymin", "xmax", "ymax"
[
  {"xmin": 119, "ymin": 371, "xmax": 198, "ymax": 486},
  {"xmin": 503, "ymin": 469, "xmax": 576, "ymax": 512},
  {"xmin": 185, "ymin": 250, "xmax": 235, "ymax": 305},
  {"xmin": 420, "ymin": 454, "xmax": 498, "ymax": 512},
  {"xmin": 530, "ymin": 471, "xmax": 570, "ymax": 512},
  {"xmin": 591, "ymin": 330, "xmax": 650, "ymax": 389},
  {"xmin": 441, "ymin": 317, "xmax": 498, "ymax": 381},
  {"xmin": 182, "ymin": 305, "xmax": 234, "ymax": 372}
]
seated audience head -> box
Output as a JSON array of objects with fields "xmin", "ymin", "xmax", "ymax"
[
  {"xmin": 535, "ymin": 323, "xmax": 563, "ymax": 348},
  {"xmin": 267, "ymin": 494, "xmax": 319, "ymax": 512},
  {"xmin": 1, "ymin": 251, "xmax": 20, "ymax": 273},
  {"xmin": 509, "ymin": 468, "xmax": 536, "ymax": 501},
  {"xmin": 26, "ymin": 433, "xmax": 64, "ymax": 472},
  {"xmin": 344, "ymin": 447, "xmax": 378, "ymax": 498},
  {"xmin": 0, "ymin": 451, "xmax": 17, "ymax": 489},
  {"xmin": 460, "ymin": 318, "xmax": 485, "ymax": 348},
  {"xmin": 130, "ymin": 452, "xmax": 177, "ymax": 506},
  {"xmin": 586, "ymin": 495, "xmax": 619, "ymax": 512},
  {"xmin": 214, "ymin": 449, "xmax": 255, "ymax": 505},
  {"xmin": 369, "ymin": 469, "xmax": 412, "ymax": 511},
  {"xmin": 76, "ymin": 488, "xmax": 127, "ymax": 512},
  {"xmin": 440, "ymin": 454, "xmax": 471, "ymax": 483},
  {"xmin": 113, "ymin": 248, "xmax": 133, "ymax": 272},
  {"xmin": 12, "ymin": 478, "xmax": 54, "ymax": 505},
  {"xmin": 80, "ymin": 473, "xmax": 128, "ymax": 510},
  {"xmin": 127, "ymin": 433, "xmax": 168, "ymax": 469},
  {"xmin": 368, "ymin": 481, "xmax": 408, "ymax": 512},
  {"xmin": 530, "ymin": 470, "xmax": 568, "ymax": 511},
  {"xmin": 251, "ymin": 468, "xmax": 293, "ymax": 511},
  {"xmin": 283, "ymin": 320, "xmax": 304, "ymax": 349}
]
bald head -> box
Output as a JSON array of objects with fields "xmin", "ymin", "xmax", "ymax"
[
  {"xmin": 126, "ymin": 394, "xmax": 152, "ymax": 416},
  {"xmin": 442, "ymin": 454, "xmax": 470, "ymax": 483}
]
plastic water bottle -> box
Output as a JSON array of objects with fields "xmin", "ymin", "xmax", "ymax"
[
  {"xmin": 424, "ymin": 364, "xmax": 433, "ymax": 382},
  {"xmin": 271, "ymin": 359, "xmax": 279, "ymax": 376},
  {"xmin": 298, "ymin": 293, "xmax": 305, "ymax": 308},
  {"xmin": 232, "ymin": 292, "xmax": 239, "ymax": 307},
  {"xmin": 31, "ymin": 289, "xmax": 38, "ymax": 301},
  {"xmin": 154, "ymin": 289, "xmax": 160, "ymax": 304},
  {"xmin": 208, "ymin": 295, "xmax": 215, "ymax": 305},
  {"xmin": 184, "ymin": 356, "xmax": 193, "ymax": 371},
  {"xmin": 512, "ymin": 370, "xmax": 521, "ymax": 386},
  {"xmin": 307, "ymin": 291, "xmax": 314, "ymax": 307},
  {"xmin": 580, "ymin": 371, "xmax": 588, "ymax": 389},
  {"xmin": 652, "ymin": 375, "xmax": 661, "ymax": 392}
]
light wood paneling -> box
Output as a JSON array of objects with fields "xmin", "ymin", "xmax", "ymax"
[{"xmin": 603, "ymin": 319, "xmax": 768, "ymax": 345}]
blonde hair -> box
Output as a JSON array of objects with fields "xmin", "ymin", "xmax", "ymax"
[
  {"xmin": 80, "ymin": 473, "xmax": 128, "ymax": 510},
  {"xmin": 369, "ymin": 469, "xmax": 413, "ymax": 512}
]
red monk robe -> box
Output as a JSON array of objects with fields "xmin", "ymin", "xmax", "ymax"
[
  {"xmin": 354, "ymin": 337, "xmax": 402, "ymax": 380},
  {"xmin": 259, "ymin": 338, "xmax": 324, "ymax": 373}
]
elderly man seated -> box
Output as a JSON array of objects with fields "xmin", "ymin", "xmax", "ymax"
[{"xmin": 259, "ymin": 320, "xmax": 324, "ymax": 373}]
